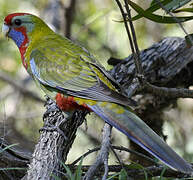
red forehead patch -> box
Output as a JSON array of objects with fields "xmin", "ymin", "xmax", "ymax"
[{"xmin": 4, "ymin": 13, "xmax": 31, "ymax": 25}]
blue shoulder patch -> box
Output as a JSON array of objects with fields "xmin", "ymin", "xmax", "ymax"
[
  {"xmin": 30, "ymin": 58, "xmax": 40, "ymax": 78},
  {"xmin": 30, "ymin": 58, "xmax": 48, "ymax": 87},
  {"xmin": 30, "ymin": 58, "xmax": 57, "ymax": 88}
]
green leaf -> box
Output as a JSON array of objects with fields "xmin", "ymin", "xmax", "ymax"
[
  {"xmin": 126, "ymin": 162, "xmax": 149, "ymax": 179},
  {"xmin": 126, "ymin": 162, "xmax": 144, "ymax": 170},
  {"xmin": 0, "ymin": 143, "xmax": 19, "ymax": 153},
  {"xmin": 118, "ymin": 169, "xmax": 128, "ymax": 180},
  {"xmin": 0, "ymin": 167, "xmax": 26, "ymax": 171},
  {"xmin": 61, "ymin": 162, "xmax": 74, "ymax": 180},
  {"xmin": 50, "ymin": 174, "xmax": 61, "ymax": 180},
  {"xmin": 75, "ymin": 157, "xmax": 83, "ymax": 180},
  {"xmin": 164, "ymin": 0, "xmax": 192, "ymax": 12},
  {"xmin": 106, "ymin": 172, "xmax": 120, "ymax": 180},
  {"xmin": 159, "ymin": 166, "xmax": 167, "ymax": 179},
  {"xmin": 173, "ymin": 7, "xmax": 193, "ymax": 13},
  {"xmin": 133, "ymin": 0, "xmax": 172, "ymax": 21},
  {"xmin": 128, "ymin": 0, "xmax": 193, "ymax": 23}
]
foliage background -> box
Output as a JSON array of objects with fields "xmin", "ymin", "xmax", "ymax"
[{"xmin": 0, "ymin": 0, "xmax": 193, "ymax": 168}]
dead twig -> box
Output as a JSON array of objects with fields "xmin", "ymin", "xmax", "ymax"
[
  {"xmin": 71, "ymin": 164, "xmax": 193, "ymax": 179},
  {"xmin": 65, "ymin": 0, "xmax": 77, "ymax": 39},
  {"xmin": 114, "ymin": 0, "xmax": 143, "ymax": 75},
  {"xmin": 144, "ymin": 81, "xmax": 193, "ymax": 98},
  {"xmin": 84, "ymin": 124, "xmax": 112, "ymax": 180}
]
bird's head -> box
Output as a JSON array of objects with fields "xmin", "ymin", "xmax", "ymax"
[
  {"xmin": 2, "ymin": 13, "xmax": 51, "ymax": 68},
  {"xmin": 2, "ymin": 13, "xmax": 50, "ymax": 48}
]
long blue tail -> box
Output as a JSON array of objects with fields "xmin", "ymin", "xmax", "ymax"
[{"xmin": 88, "ymin": 102, "xmax": 193, "ymax": 173}]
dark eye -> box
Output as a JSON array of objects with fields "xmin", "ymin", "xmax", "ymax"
[{"xmin": 14, "ymin": 19, "xmax": 22, "ymax": 26}]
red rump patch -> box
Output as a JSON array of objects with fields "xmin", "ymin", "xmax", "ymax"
[
  {"xmin": 55, "ymin": 93, "xmax": 92, "ymax": 112},
  {"xmin": 4, "ymin": 13, "xmax": 31, "ymax": 25}
]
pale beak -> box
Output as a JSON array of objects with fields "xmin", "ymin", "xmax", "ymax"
[{"xmin": 2, "ymin": 24, "xmax": 10, "ymax": 37}]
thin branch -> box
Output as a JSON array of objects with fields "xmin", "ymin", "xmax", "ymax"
[
  {"xmin": 156, "ymin": 0, "xmax": 193, "ymax": 48},
  {"xmin": 110, "ymin": 145, "xmax": 123, "ymax": 165},
  {"xmin": 155, "ymin": 0, "xmax": 188, "ymax": 36},
  {"xmin": 71, "ymin": 164, "xmax": 193, "ymax": 179},
  {"xmin": 71, "ymin": 147, "xmax": 100, "ymax": 166},
  {"xmin": 144, "ymin": 81, "xmax": 193, "ymax": 98},
  {"xmin": 65, "ymin": 0, "xmax": 77, "ymax": 39},
  {"xmin": 155, "ymin": 0, "xmax": 193, "ymax": 47},
  {"xmin": 114, "ymin": 0, "xmax": 143, "ymax": 75},
  {"xmin": 112, "ymin": 145, "xmax": 157, "ymax": 165},
  {"xmin": 72, "ymin": 144, "xmax": 157, "ymax": 168},
  {"xmin": 84, "ymin": 124, "xmax": 112, "ymax": 180},
  {"xmin": 124, "ymin": 0, "xmax": 143, "ymax": 74}
]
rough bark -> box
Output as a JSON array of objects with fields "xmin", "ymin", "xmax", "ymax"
[
  {"xmin": 111, "ymin": 37, "xmax": 193, "ymax": 87},
  {"xmin": 0, "ymin": 37, "xmax": 193, "ymax": 179},
  {"xmin": 25, "ymin": 98, "xmax": 87, "ymax": 179}
]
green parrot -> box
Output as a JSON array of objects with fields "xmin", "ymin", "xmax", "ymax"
[{"xmin": 2, "ymin": 13, "xmax": 192, "ymax": 173}]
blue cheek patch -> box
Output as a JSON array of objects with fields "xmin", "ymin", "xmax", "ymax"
[{"xmin": 9, "ymin": 29, "xmax": 25, "ymax": 48}]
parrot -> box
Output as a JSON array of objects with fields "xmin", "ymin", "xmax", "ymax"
[{"xmin": 2, "ymin": 13, "xmax": 193, "ymax": 173}]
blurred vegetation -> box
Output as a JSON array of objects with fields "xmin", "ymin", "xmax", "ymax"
[{"xmin": 0, "ymin": 0, "xmax": 193, "ymax": 178}]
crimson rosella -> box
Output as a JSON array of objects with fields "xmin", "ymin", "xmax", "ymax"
[{"xmin": 2, "ymin": 13, "xmax": 193, "ymax": 173}]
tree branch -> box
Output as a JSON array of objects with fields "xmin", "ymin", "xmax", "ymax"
[
  {"xmin": 26, "ymin": 98, "xmax": 87, "ymax": 179},
  {"xmin": 71, "ymin": 164, "xmax": 192, "ymax": 179},
  {"xmin": 84, "ymin": 124, "xmax": 112, "ymax": 180},
  {"xmin": 115, "ymin": 0, "xmax": 143, "ymax": 74},
  {"xmin": 65, "ymin": 0, "xmax": 77, "ymax": 39},
  {"xmin": 144, "ymin": 81, "xmax": 193, "ymax": 98},
  {"xmin": 111, "ymin": 37, "xmax": 193, "ymax": 97}
]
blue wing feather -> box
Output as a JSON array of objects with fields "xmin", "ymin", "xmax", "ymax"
[{"xmin": 88, "ymin": 103, "xmax": 193, "ymax": 173}]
